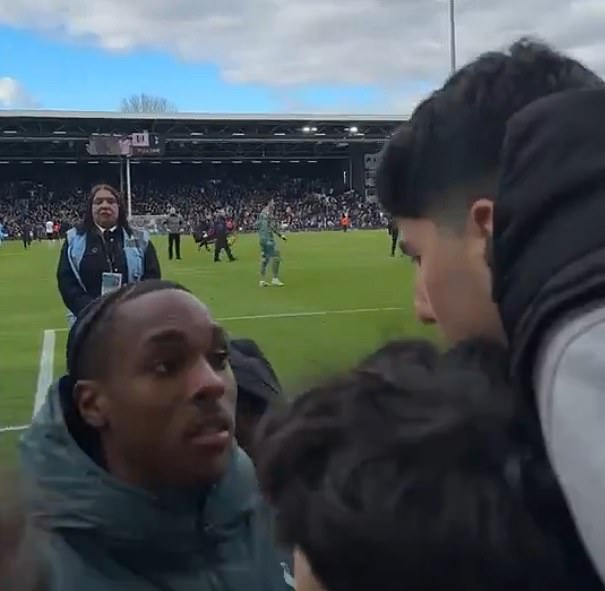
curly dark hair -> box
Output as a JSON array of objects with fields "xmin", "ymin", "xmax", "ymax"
[{"xmin": 256, "ymin": 338, "xmax": 602, "ymax": 591}]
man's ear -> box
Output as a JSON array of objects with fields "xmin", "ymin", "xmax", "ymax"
[
  {"xmin": 468, "ymin": 198, "xmax": 495, "ymax": 268},
  {"xmin": 413, "ymin": 268, "xmax": 436, "ymax": 325},
  {"xmin": 73, "ymin": 380, "xmax": 109, "ymax": 430},
  {"xmin": 468, "ymin": 198, "xmax": 494, "ymax": 238}
]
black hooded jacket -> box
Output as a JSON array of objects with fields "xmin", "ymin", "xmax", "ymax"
[{"xmin": 492, "ymin": 88, "xmax": 605, "ymax": 583}]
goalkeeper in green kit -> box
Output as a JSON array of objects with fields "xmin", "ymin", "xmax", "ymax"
[{"xmin": 258, "ymin": 199, "xmax": 287, "ymax": 287}]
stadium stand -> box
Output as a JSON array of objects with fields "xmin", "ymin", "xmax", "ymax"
[
  {"xmin": 0, "ymin": 111, "xmax": 396, "ymax": 237},
  {"xmin": 0, "ymin": 177, "xmax": 384, "ymax": 238}
]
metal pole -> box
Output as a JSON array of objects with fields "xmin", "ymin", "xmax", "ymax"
[
  {"xmin": 449, "ymin": 0, "xmax": 457, "ymax": 73},
  {"xmin": 348, "ymin": 158, "xmax": 353, "ymax": 191},
  {"xmin": 126, "ymin": 156, "xmax": 132, "ymax": 219}
]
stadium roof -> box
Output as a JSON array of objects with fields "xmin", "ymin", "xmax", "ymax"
[
  {"xmin": 0, "ymin": 109, "xmax": 404, "ymax": 162},
  {"xmin": 0, "ymin": 109, "xmax": 405, "ymax": 123}
]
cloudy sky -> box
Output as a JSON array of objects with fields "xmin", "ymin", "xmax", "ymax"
[{"xmin": 1, "ymin": 0, "xmax": 604, "ymax": 114}]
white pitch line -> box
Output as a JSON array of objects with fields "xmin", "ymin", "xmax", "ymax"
[
  {"xmin": 0, "ymin": 425, "xmax": 29, "ymax": 434},
  {"xmin": 51, "ymin": 306, "xmax": 404, "ymax": 333},
  {"xmin": 217, "ymin": 307, "xmax": 404, "ymax": 322},
  {"xmin": 1, "ymin": 329, "xmax": 55, "ymax": 433},
  {"xmin": 1, "ymin": 306, "xmax": 404, "ymax": 433},
  {"xmin": 33, "ymin": 329, "xmax": 56, "ymax": 417}
]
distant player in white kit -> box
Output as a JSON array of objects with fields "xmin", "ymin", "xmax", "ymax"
[{"xmin": 46, "ymin": 220, "xmax": 54, "ymax": 245}]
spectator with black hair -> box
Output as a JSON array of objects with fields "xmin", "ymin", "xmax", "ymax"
[
  {"xmin": 57, "ymin": 184, "xmax": 161, "ymax": 327},
  {"xmin": 376, "ymin": 38, "xmax": 603, "ymax": 343},
  {"xmin": 256, "ymin": 338, "xmax": 603, "ymax": 591},
  {"xmin": 357, "ymin": 337, "xmax": 438, "ymax": 371},
  {"xmin": 19, "ymin": 280, "xmax": 293, "ymax": 591},
  {"xmin": 377, "ymin": 38, "xmax": 605, "ymax": 581},
  {"xmin": 0, "ymin": 177, "xmax": 384, "ymax": 240}
]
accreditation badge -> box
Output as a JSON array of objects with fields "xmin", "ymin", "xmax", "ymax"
[{"xmin": 101, "ymin": 272, "xmax": 123, "ymax": 296}]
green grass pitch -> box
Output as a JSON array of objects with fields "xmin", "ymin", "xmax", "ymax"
[{"xmin": 0, "ymin": 229, "xmax": 436, "ymax": 462}]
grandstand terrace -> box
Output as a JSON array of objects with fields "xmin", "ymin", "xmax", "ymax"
[{"xmin": 0, "ymin": 111, "xmax": 404, "ymax": 197}]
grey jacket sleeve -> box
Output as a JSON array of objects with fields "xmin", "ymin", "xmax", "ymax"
[{"xmin": 534, "ymin": 305, "xmax": 605, "ymax": 581}]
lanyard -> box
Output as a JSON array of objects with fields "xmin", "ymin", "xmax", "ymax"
[{"xmin": 99, "ymin": 230, "xmax": 117, "ymax": 273}]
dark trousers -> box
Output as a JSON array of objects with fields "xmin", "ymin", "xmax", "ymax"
[
  {"xmin": 391, "ymin": 233, "xmax": 399, "ymax": 256},
  {"xmin": 168, "ymin": 233, "xmax": 181, "ymax": 260},
  {"xmin": 214, "ymin": 238, "xmax": 235, "ymax": 262},
  {"xmin": 23, "ymin": 236, "xmax": 31, "ymax": 249}
]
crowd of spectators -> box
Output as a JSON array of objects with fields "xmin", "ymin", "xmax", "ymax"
[
  {"xmin": 0, "ymin": 182, "xmax": 82, "ymax": 238},
  {"xmin": 0, "ymin": 175, "xmax": 384, "ymax": 238}
]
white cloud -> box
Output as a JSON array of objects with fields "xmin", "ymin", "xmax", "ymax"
[
  {"xmin": 0, "ymin": 77, "xmax": 37, "ymax": 108},
  {"xmin": 1, "ymin": 0, "xmax": 605, "ymax": 112}
]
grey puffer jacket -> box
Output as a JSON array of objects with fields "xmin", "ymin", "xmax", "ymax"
[{"xmin": 20, "ymin": 377, "xmax": 294, "ymax": 591}]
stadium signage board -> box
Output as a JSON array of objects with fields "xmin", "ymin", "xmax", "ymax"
[{"xmin": 87, "ymin": 132, "xmax": 164, "ymax": 157}]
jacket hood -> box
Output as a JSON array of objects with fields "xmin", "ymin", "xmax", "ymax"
[
  {"xmin": 229, "ymin": 338, "xmax": 282, "ymax": 405},
  {"xmin": 19, "ymin": 377, "xmax": 260, "ymax": 553},
  {"xmin": 492, "ymin": 88, "xmax": 605, "ymax": 384}
]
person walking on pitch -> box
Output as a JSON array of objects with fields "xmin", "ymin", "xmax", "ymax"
[
  {"xmin": 213, "ymin": 212, "xmax": 236, "ymax": 263},
  {"xmin": 258, "ymin": 199, "xmax": 286, "ymax": 287},
  {"xmin": 46, "ymin": 220, "xmax": 54, "ymax": 246},
  {"xmin": 21, "ymin": 220, "xmax": 32, "ymax": 249},
  {"xmin": 388, "ymin": 218, "xmax": 399, "ymax": 257},
  {"xmin": 164, "ymin": 207, "xmax": 184, "ymax": 260}
]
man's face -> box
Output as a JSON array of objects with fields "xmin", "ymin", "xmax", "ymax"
[
  {"xmin": 91, "ymin": 188, "xmax": 119, "ymax": 228},
  {"xmin": 80, "ymin": 290, "xmax": 238, "ymax": 490},
  {"xmin": 397, "ymin": 203, "xmax": 504, "ymax": 344}
]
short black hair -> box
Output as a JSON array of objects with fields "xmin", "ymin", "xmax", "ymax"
[
  {"xmin": 358, "ymin": 338, "xmax": 438, "ymax": 372},
  {"xmin": 377, "ymin": 38, "xmax": 603, "ymax": 224},
  {"xmin": 67, "ymin": 279, "xmax": 190, "ymax": 381},
  {"xmin": 442, "ymin": 336, "xmax": 511, "ymax": 386},
  {"xmin": 257, "ymin": 338, "xmax": 597, "ymax": 591}
]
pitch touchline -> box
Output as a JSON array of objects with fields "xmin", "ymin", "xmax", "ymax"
[
  {"xmin": 0, "ymin": 425, "xmax": 30, "ymax": 433},
  {"xmin": 33, "ymin": 329, "xmax": 56, "ymax": 416},
  {"xmin": 0, "ymin": 306, "xmax": 405, "ymax": 434},
  {"xmin": 217, "ymin": 307, "xmax": 404, "ymax": 322},
  {"xmin": 0, "ymin": 330, "xmax": 55, "ymax": 433},
  {"xmin": 50, "ymin": 306, "xmax": 404, "ymax": 333}
]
